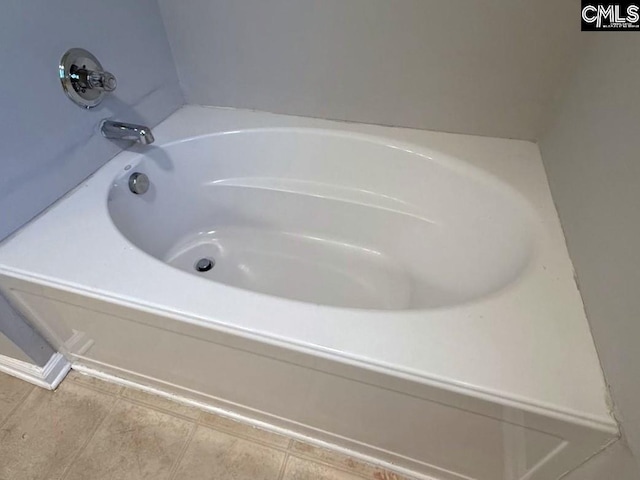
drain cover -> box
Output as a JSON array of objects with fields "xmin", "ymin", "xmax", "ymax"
[{"xmin": 195, "ymin": 258, "xmax": 215, "ymax": 272}]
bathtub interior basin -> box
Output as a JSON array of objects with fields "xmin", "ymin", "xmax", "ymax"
[{"xmin": 107, "ymin": 129, "xmax": 535, "ymax": 310}]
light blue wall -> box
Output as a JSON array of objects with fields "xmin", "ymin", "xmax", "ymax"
[
  {"xmin": 0, "ymin": 0, "xmax": 183, "ymax": 241},
  {"xmin": 0, "ymin": 0, "xmax": 183, "ymax": 364}
]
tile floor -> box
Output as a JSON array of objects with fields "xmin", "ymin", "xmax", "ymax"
[{"xmin": 0, "ymin": 370, "xmax": 412, "ymax": 480}]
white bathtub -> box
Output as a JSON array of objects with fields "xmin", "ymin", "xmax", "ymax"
[
  {"xmin": 110, "ymin": 127, "xmax": 533, "ymax": 310},
  {"xmin": 0, "ymin": 106, "xmax": 616, "ymax": 480}
]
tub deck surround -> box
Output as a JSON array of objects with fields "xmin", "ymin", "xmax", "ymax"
[{"xmin": 0, "ymin": 106, "xmax": 617, "ymax": 479}]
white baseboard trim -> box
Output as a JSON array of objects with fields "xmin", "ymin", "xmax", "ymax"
[{"xmin": 0, "ymin": 352, "xmax": 71, "ymax": 390}]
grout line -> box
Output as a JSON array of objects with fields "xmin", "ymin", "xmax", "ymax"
[
  {"xmin": 168, "ymin": 422, "xmax": 199, "ymax": 480},
  {"xmin": 0, "ymin": 384, "xmax": 35, "ymax": 430},
  {"xmin": 118, "ymin": 395, "xmax": 199, "ymax": 423},
  {"xmin": 194, "ymin": 418, "xmax": 291, "ymax": 453},
  {"xmin": 287, "ymin": 451, "xmax": 368, "ymax": 479},
  {"xmin": 286, "ymin": 437, "xmax": 388, "ymax": 480},
  {"xmin": 68, "ymin": 374, "xmax": 123, "ymax": 397},
  {"xmin": 277, "ymin": 453, "xmax": 290, "ymax": 480},
  {"xmin": 58, "ymin": 396, "xmax": 119, "ymax": 480},
  {"xmin": 287, "ymin": 450, "xmax": 413, "ymax": 480},
  {"xmin": 70, "ymin": 381, "xmax": 122, "ymax": 397},
  {"xmin": 286, "ymin": 440, "xmax": 369, "ymax": 478}
]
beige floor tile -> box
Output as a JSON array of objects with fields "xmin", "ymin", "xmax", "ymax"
[
  {"xmin": 67, "ymin": 370, "xmax": 123, "ymax": 395},
  {"xmin": 0, "ymin": 371, "xmax": 34, "ymax": 424},
  {"xmin": 0, "ymin": 380, "xmax": 114, "ymax": 480},
  {"xmin": 0, "ymin": 373, "xmax": 415, "ymax": 480},
  {"xmin": 282, "ymin": 456, "xmax": 364, "ymax": 480},
  {"xmin": 64, "ymin": 399, "xmax": 193, "ymax": 480},
  {"xmin": 198, "ymin": 411, "xmax": 290, "ymax": 448},
  {"xmin": 290, "ymin": 441, "xmax": 410, "ymax": 480},
  {"xmin": 121, "ymin": 387, "xmax": 200, "ymax": 419},
  {"xmin": 173, "ymin": 425, "xmax": 285, "ymax": 480}
]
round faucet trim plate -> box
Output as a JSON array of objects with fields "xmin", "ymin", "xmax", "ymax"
[{"xmin": 59, "ymin": 48, "xmax": 116, "ymax": 109}]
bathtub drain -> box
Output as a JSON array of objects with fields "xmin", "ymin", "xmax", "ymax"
[{"xmin": 195, "ymin": 258, "xmax": 215, "ymax": 272}]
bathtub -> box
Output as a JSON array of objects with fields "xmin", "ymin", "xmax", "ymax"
[{"xmin": 0, "ymin": 106, "xmax": 616, "ymax": 480}]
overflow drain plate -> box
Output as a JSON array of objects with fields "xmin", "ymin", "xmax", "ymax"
[{"xmin": 195, "ymin": 258, "xmax": 215, "ymax": 272}]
